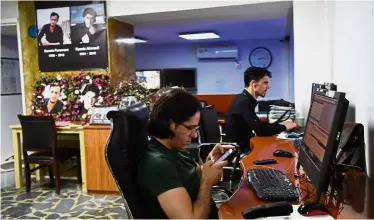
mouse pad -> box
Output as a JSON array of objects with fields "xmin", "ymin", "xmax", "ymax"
[{"xmin": 257, "ymin": 205, "xmax": 333, "ymax": 220}]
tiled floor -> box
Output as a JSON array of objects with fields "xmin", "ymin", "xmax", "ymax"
[{"xmin": 1, "ymin": 180, "xmax": 128, "ymax": 219}]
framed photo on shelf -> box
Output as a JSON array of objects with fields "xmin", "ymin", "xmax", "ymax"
[
  {"xmin": 89, "ymin": 106, "xmax": 118, "ymax": 125},
  {"xmin": 118, "ymin": 95, "xmax": 139, "ymax": 109}
]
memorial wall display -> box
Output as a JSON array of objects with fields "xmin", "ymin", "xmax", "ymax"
[{"xmin": 35, "ymin": 1, "xmax": 108, "ymax": 72}]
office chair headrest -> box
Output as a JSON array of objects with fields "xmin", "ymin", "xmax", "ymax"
[{"xmin": 107, "ymin": 102, "xmax": 149, "ymax": 121}]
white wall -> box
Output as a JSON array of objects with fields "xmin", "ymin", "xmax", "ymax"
[
  {"xmin": 1, "ymin": 1, "xmax": 18, "ymax": 20},
  {"xmin": 1, "ymin": 35, "xmax": 22, "ymax": 188},
  {"xmin": 293, "ymin": 1, "xmax": 334, "ymax": 118},
  {"xmin": 107, "ymin": 1, "xmax": 264, "ymax": 17},
  {"xmin": 294, "ymin": 1, "xmax": 374, "ymax": 178},
  {"xmin": 331, "ymin": 1, "xmax": 374, "ymax": 179}
]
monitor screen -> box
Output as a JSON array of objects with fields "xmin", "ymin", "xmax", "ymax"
[
  {"xmin": 136, "ymin": 70, "xmax": 161, "ymax": 90},
  {"xmin": 299, "ymin": 91, "xmax": 348, "ymax": 201},
  {"xmin": 162, "ymin": 68, "xmax": 197, "ymax": 90},
  {"xmin": 303, "ymin": 94, "xmax": 338, "ymax": 168}
]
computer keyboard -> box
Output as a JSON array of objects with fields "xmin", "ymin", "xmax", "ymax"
[{"xmin": 247, "ymin": 168, "xmax": 299, "ymax": 201}]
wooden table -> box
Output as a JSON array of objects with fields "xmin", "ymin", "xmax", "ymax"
[
  {"xmin": 10, "ymin": 124, "xmax": 88, "ymax": 192},
  {"xmin": 218, "ymin": 137, "xmax": 374, "ymax": 219}
]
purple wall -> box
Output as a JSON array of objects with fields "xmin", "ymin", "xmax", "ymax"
[{"xmin": 135, "ymin": 39, "xmax": 293, "ymax": 101}]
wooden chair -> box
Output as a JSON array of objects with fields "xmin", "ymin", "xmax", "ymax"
[{"xmin": 17, "ymin": 115, "xmax": 81, "ymax": 195}]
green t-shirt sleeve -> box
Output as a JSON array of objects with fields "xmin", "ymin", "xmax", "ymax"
[{"xmin": 145, "ymin": 156, "xmax": 183, "ymax": 197}]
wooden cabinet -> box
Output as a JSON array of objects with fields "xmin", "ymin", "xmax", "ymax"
[{"xmin": 84, "ymin": 125, "xmax": 119, "ymax": 193}]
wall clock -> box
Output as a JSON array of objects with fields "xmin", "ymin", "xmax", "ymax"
[{"xmin": 248, "ymin": 47, "xmax": 272, "ymax": 68}]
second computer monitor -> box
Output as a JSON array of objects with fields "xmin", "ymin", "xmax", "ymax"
[
  {"xmin": 135, "ymin": 70, "xmax": 161, "ymax": 90},
  {"xmin": 299, "ymin": 91, "xmax": 348, "ymax": 202}
]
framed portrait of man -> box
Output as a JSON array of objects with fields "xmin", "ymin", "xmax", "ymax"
[{"xmin": 41, "ymin": 84, "xmax": 66, "ymax": 114}]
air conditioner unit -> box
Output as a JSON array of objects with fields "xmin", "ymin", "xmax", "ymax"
[{"xmin": 196, "ymin": 46, "xmax": 239, "ymax": 60}]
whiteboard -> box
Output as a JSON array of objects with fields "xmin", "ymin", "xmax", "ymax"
[{"xmin": 1, "ymin": 58, "xmax": 21, "ymax": 95}]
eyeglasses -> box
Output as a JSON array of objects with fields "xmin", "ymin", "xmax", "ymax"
[{"xmin": 180, "ymin": 123, "xmax": 199, "ymax": 134}]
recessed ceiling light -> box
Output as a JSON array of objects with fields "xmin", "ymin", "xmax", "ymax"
[
  {"xmin": 116, "ymin": 37, "xmax": 147, "ymax": 44},
  {"xmin": 179, "ymin": 32, "xmax": 220, "ymax": 40}
]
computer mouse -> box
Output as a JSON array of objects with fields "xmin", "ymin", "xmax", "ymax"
[
  {"xmin": 297, "ymin": 202, "xmax": 329, "ymax": 216},
  {"xmin": 273, "ymin": 149, "xmax": 293, "ymax": 158}
]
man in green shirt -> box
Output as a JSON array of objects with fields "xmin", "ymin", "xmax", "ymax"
[{"xmin": 137, "ymin": 88, "xmax": 235, "ymax": 219}]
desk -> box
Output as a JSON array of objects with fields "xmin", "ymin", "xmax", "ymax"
[
  {"xmin": 219, "ymin": 137, "xmax": 374, "ymax": 219},
  {"xmin": 10, "ymin": 124, "xmax": 87, "ymax": 192}
]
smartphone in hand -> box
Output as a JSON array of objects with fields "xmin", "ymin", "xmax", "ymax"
[{"xmin": 214, "ymin": 149, "xmax": 234, "ymax": 164}]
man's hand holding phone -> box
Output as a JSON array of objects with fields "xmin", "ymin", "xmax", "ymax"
[{"xmin": 207, "ymin": 144, "xmax": 236, "ymax": 163}]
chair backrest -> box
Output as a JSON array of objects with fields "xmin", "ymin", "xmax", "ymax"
[
  {"xmin": 17, "ymin": 115, "xmax": 56, "ymax": 152},
  {"xmin": 105, "ymin": 103, "xmax": 150, "ymax": 219},
  {"xmin": 199, "ymin": 100, "xmax": 208, "ymax": 108},
  {"xmin": 199, "ymin": 105, "xmax": 221, "ymax": 143}
]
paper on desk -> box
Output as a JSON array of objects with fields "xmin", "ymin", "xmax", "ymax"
[
  {"xmin": 258, "ymin": 205, "xmax": 334, "ymax": 220},
  {"xmin": 276, "ymin": 132, "xmax": 298, "ymax": 140},
  {"xmin": 55, "ymin": 121, "xmax": 70, "ymax": 127}
]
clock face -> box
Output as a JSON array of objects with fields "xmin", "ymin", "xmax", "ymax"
[{"xmin": 249, "ymin": 47, "xmax": 272, "ymax": 68}]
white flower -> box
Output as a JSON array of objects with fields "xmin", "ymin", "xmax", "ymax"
[
  {"xmin": 63, "ymin": 101, "xmax": 68, "ymax": 105},
  {"xmin": 89, "ymin": 79, "xmax": 93, "ymax": 83},
  {"xmin": 98, "ymin": 86, "xmax": 102, "ymax": 90},
  {"xmin": 37, "ymin": 95, "xmax": 43, "ymax": 99},
  {"xmin": 61, "ymin": 94, "xmax": 67, "ymax": 99},
  {"xmin": 75, "ymin": 90, "xmax": 79, "ymax": 94},
  {"xmin": 36, "ymin": 109, "xmax": 41, "ymax": 113},
  {"xmin": 98, "ymin": 96, "xmax": 103, "ymax": 103},
  {"xmin": 82, "ymin": 114, "xmax": 87, "ymax": 119},
  {"xmin": 61, "ymin": 85, "xmax": 65, "ymax": 89},
  {"xmin": 56, "ymin": 75, "xmax": 62, "ymax": 80},
  {"xmin": 86, "ymin": 76, "xmax": 90, "ymax": 80}
]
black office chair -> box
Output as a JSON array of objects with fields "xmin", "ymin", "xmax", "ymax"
[
  {"xmin": 17, "ymin": 115, "xmax": 81, "ymax": 195},
  {"xmin": 199, "ymin": 100, "xmax": 208, "ymax": 108},
  {"xmin": 105, "ymin": 103, "xmax": 150, "ymax": 219},
  {"xmin": 198, "ymin": 105, "xmax": 237, "ymax": 162},
  {"xmin": 197, "ymin": 106, "xmax": 243, "ymax": 199}
]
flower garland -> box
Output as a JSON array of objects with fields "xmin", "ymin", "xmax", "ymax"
[
  {"xmin": 69, "ymin": 71, "xmax": 113, "ymax": 122},
  {"xmin": 112, "ymin": 80, "xmax": 152, "ymax": 108},
  {"xmin": 31, "ymin": 74, "xmax": 70, "ymax": 121}
]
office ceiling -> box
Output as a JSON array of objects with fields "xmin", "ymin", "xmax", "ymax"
[
  {"xmin": 117, "ymin": 1, "xmax": 292, "ymax": 44},
  {"xmin": 134, "ymin": 16, "xmax": 287, "ymax": 44}
]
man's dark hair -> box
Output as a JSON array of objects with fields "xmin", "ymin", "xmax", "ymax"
[
  {"xmin": 49, "ymin": 84, "xmax": 61, "ymax": 91},
  {"xmin": 244, "ymin": 67, "xmax": 272, "ymax": 87},
  {"xmin": 50, "ymin": 12, "xmax": 59, "ymax": 20},
  {"xmin": 82, "ymin": 84, "xmax": 100, "ymax": 96},
  {"xmin": 83, "ymin": 7, "xmax": 97, "ymax": 18},
  {"xmin": 149, "ymin": 88, "xmax": 202, "ymax": 139}
]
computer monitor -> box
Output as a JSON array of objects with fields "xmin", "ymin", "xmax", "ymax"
[
  {"xmin": 135, "ymin": 70, "xmax": 161, "ymax": 90},
  {"xmin": 161, "ymin": 68, "xmax": 197, "ymax": 91},
  {"xmin": 298, "ymin": 91, "xmax": 349, "ymax": 202}
]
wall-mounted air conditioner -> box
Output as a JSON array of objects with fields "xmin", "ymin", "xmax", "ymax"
[{"xmin": 196, "ymin": 46, "xmax": 239, "ymax": 60}]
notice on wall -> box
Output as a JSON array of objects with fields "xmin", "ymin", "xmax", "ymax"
[
  {"xmin": 35, "ymin": 1, "xmax": 108, "ymax": 72},
  {"xmin": 1, "ymin": 58, "xmax": 21, "ymax": 95}
]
